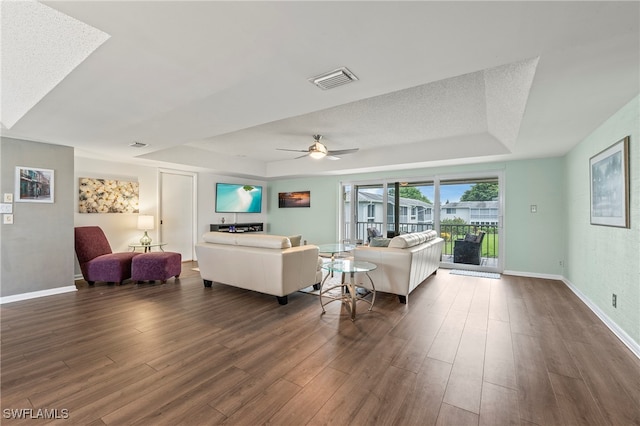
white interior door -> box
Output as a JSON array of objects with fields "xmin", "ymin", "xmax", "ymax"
[{"xmin": 160, "ymin": 170, "xmax": 196, "ymax": 261}]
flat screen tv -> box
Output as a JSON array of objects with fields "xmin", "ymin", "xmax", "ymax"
[{"xmin": 215, "ymin": 183, "xmax": 263, "ymax": 213}]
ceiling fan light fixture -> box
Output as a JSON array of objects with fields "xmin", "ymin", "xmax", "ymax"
[
  {"xmin": 308, "ymin": 141, "xmax": 328, "ymax": 159},
  {"xmin": 309, "ymin": 151, "xmax": 326, "ymax": 159}
]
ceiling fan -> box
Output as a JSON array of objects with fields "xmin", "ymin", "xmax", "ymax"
[{"xmin": 277, "ymin": 134, "xmax": 359, "ymax": 160}]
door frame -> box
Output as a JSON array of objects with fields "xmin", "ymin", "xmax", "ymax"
[
  {"xmin": 434, "ymin": 170, "xmax": 505, "ymax": 274},
  {"xmin": 158, "ymin": 168, "xmax": 198, "ymax": 261}
]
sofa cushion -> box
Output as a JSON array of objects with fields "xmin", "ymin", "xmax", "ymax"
[
  {"xmin": 288, "ymin": 234, "xmax": 302, "ymax": 247},
  {"xmin": 202, "ymin": 232, "xmax": 292, "ymax": 249},
  {"xmin": 388, "ymin": 230, "xmax": 437, "ymax": 248},
  {"xmin": 370, "ymin": 237, "xmax": 392, "ymax": 247}
]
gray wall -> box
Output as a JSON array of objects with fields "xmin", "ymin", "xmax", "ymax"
[{"xmin": 0, "ymin": 138, "xmax": 75, "ymax": 297}]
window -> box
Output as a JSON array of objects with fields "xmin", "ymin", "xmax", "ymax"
[
  {"xmin": 400, "ymin": 206, "xmax": 408, "ymax": 222},
  {"xmin": 342, "ymin": 173, "xmax": 502, "ymax": 271},
  {"xmin": 367, "ymin": 203, "xmax": 375, "ymax": 219}
]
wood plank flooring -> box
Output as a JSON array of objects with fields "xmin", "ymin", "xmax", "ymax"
[{"xmin": 1, "ymin": 263, "xmax": 639, "ymax": 425}]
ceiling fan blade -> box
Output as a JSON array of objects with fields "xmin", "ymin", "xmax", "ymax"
[
  {"xmin": 277, "ymin": 148, "xmax": 309, "ymax": 153},
  {"xmin": 327, "ymin": 155, "xmax": 342, "ymax": 161},
  {"xmin": 294, "ymin": 153, "xmax": 310, "ymax": 159},
  {"xmin": 327, "ymin": 148, "xmax": 359, "ymax": 156}
]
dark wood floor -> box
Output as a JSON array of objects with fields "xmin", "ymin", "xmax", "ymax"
[{"xmin": 1, "ymin": 262, "xmax": 639, "ymax": 425}]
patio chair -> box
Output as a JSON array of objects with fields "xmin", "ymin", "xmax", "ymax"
[
  {"xmin": 74, "ymin": 226, "xmax": 140, "ymax": 285},
  {"xmin": 453, "ymin": 231, "xmax": 486, "ymax": 265},
  {"xmin": 366, "ymin": 227, "xmax": 382, "ymax": 243}
]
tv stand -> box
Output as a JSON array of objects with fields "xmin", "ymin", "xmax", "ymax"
[{"xmin": 210, "ymin": 222, "xmax": 264, "ymax": 233}]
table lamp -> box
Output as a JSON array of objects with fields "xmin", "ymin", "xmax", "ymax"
[{"xmin": 137, "ymin": 215, "xmax": 154, "ymax": 245}]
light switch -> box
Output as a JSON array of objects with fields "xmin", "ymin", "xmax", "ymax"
[
  {"xmin": 530, "ymin": 205, "xmax": 537, "ymax": 213},
  {"xmin": 3, "ymin": 214, "xmax": 14, "ymax": 224},
  {"xmin": 3, "ymin": 193, "xmax": 13, "ymax": 203}
]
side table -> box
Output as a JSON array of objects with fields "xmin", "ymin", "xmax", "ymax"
[
  {"xmin": 129, "ymin": 243, "xmax": 167, "ymax": 253},
  {"xmin": 320, "ymin": 259, "xmax": 376, "ymax": 321}
]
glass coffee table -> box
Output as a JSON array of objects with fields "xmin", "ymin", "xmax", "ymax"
[
  {"xmin": 317, "ymin": 243, "xmax": 356, "ymax": 278},
  {"xmin": 317, "ymin": 243, "xmax": 356, "ymax": 260},
  {"xmin": 319, "ymin": 259, "xmax": 377, "ymax": 321}
]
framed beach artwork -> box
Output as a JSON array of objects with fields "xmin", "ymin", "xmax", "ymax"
[
  {"xmin": 590, "ymin": 136, "xmax": 630, "ymax": 228},
  {"xmin": 278, "ymin": 191, "xmax": 311, "ymax": 208},
  {"xmin": 15, "ymin": 166, "xmax": 54, "ymax": 203}
]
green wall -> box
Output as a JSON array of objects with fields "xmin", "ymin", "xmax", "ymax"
[
  {"xmin": 504, "ymin": 157, "xmax": 565, "ymax": 275},
  {"xmin": 268, "ymin": 159, "xmax": 566, "ymax": 276},
  {"xmin": 564, "ymin": 95, "xmax": 639, "ymax": 347}
]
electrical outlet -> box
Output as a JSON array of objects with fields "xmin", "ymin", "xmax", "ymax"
[
  {"xmin": 612, "ymin": 293, "xmax": 617, "ymax": 308},
  {"xmin": 559, "ymin": 260, "xmax": 564, "ymax": 267}
]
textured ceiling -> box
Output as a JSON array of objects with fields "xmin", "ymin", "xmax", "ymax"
[
  {"xmin": 0, "ymin": 1, "xmax": 109, "ymax": 129},
  {"xmin": 1, "ymin": 1, "xmax": 638, "ymax": 179}
]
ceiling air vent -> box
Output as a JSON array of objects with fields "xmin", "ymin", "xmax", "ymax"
[{"xmin": 309, "ymin": 67, "xmax": 358, "ymax": 90}]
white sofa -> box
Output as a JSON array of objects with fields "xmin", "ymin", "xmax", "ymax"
[
  {"xmin": 195, "ymin": 232, "xmax": 322, "ymax": 305},
  {"xmin": 354, "ymin": 230, "xmax": 444, "ymax": 304}
]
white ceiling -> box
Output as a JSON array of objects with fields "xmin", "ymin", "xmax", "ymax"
[{"xmin": 2, "ymin": 1, "xmax": 638, "ymax": 179}]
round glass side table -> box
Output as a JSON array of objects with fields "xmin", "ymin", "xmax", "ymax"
[{"xmin": 320, "ymin": 259, "xmax": 377, "ymax": 321}]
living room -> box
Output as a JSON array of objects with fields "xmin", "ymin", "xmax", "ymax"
[{"xmin": 1, "ymin": 1, "xmax": 639, "ymax": 423}]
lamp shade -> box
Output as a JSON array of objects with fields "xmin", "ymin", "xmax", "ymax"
[{"xmin": 137, "ymin": 215, "xmax": 154, "ymax": 230}]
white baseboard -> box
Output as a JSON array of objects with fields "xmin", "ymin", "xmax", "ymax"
[
  {"xmin": 502, "ymin": 270, "xmax": 639, "ymax": 360},
  {"xmin": 0, "ymin": 286, "xmax": 77, "ymax": 305},
  {"xmin": 502, "ymin": 270, "xmax": 564, "ymax": 281},
  {"xmin": 562, "ymin": 278, "xmax": 640, "ymax": 360}
]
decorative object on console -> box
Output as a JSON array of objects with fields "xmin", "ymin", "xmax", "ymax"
[
  {"xmin": 78, "ymin": 177, "xmax": 139, "ymax": 213},
  {"xmin": 210, "ymin": 222, "xmax": 263, "ymax": 233},
  {"xmin": 590, "ymin": 136, "xmax": 630, "ymax": 228},
  {"xmin": 15, "ymin": 166, "xmax": 54, "ymax": 203},
  {"xmin": 278, "ymin": 191, "xmax": 310, "ymax": 208},
  {"xmin": 137, "ymin": 215, "xmax": 154, "ymax": 245}
]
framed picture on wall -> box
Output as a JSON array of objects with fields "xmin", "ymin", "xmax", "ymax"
[
  {"xmin": 590, "ymin": 136, "xmax": 630, "ymax": 228},
  {"xmin": 278, "ymin": 191, "xmax": 311, "ymax": 208},
  {"xmin": 15, "ymin": 166, "xmax": 54, "ymax": 203},
  {"xmin": 78, "ymin": 177, "xmax": 139, "ymax": 213}
]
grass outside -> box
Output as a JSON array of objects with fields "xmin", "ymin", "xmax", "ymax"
[{"xmin": 440, "ymin": 232, "xmax": 499, "ymax": 258}]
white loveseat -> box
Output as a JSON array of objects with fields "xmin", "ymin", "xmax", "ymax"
[
  {"xmin": 195, "ymin": 232, "xmax": 322, "ymax": 305},
  {"xmin": 354, "ymin": 230, "xmax": 444, "ymax": 304}
]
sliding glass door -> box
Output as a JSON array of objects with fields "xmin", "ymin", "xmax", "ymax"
[
  {"xmin": 439, "ymin": 176, "xmax": 501, "ymax": 272},
  {"xmin": 341, "ymin": 172, "xmax": 503, "ymax": 273}
]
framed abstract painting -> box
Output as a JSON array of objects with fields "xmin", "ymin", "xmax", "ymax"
[{"xmin": 590, "ymin": 136, "xmax": 630, "ymax": 228}]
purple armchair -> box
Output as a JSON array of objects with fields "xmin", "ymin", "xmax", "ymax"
[{"xmin": 74, "ymin": 226, "xmax": 140, "ymax": 285}]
